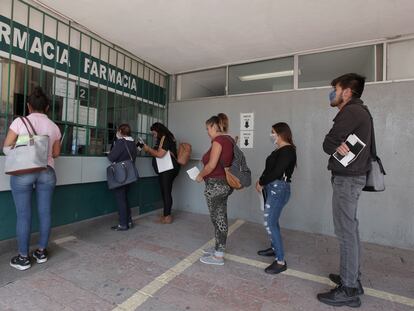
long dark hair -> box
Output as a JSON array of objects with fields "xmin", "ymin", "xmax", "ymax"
[
  {"xmin": 205, "ymin": 113, "xmax": 229, "ymax": 133},
  {"xmin": 150, "ymin": 122, "xmax": 175, "ymax": 141},
  {"xmin": 272, "ymin": 122, "xmax": 296, "ymax": 148}
]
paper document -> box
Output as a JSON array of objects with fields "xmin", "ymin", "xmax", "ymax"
[
  {"xmin": 333, "ymin": 134, "xmax": 366, "ymax": 167},
  {"xmin": 186, "ymin": 166, "xmax": 200, "ymax": 180},
  {"xmin": 258, "ymin": 190, "xmax": 265, "ymax": 211},
  {"xmin": 156, "ymin": 151, "xmax": 174, "ymax": 173}
]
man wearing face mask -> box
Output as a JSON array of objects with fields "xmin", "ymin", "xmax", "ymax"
[{"xmin": 317, "ymin": 73, "xmax": 371, "ymax": 308}]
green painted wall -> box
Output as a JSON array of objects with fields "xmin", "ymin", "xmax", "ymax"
[{"xmin": 0, "ymin": 177, "xmax": 161, "ymax": 241}]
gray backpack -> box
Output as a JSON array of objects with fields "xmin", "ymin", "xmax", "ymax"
[{"xmin": 222, "ymin": 136, "xmax": 252, "ymax": 189}]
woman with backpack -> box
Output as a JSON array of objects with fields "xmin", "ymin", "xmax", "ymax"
[
  {"xmin": 143, "ymin": 122, "xmax": 180, "ymax": 224},
  {"xmin": 255, "ymin": 122, "xmax": 297, "ymax": 274},
  {"xmin": 196, "ymin": 113, "xmax": 234, "ymax": 266}
]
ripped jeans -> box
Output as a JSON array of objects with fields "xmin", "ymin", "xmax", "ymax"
[{"xmin": 263, "ymin": 180, "xmax": 291, "ymax": 261}]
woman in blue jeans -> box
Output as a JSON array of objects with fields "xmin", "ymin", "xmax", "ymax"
[
  {"xmin": 255, "ymin": 122, "xmax": 296, "ymax": 274},
  {"xmin": 3, "ymin": 87, "xmax": 61, "ymax": 270}
]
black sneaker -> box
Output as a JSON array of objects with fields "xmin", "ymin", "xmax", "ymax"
[
  {"xmin": 111, "ymin": 224, "xmax": 128, "ymax": 231},
  {"xmin": 257, "ymin": 247, "xmax": 275, "ymax": 257},
  {"xmin": 264, "ymin": 260, "xmax": 287, "ymax": 274},
  {"xmin": 10, "ymin": 255, "xmax": 31, "ymax": 271},
  {"xmin": 32, "ymin": 249, "xmax": 48, "ymax": 264},
  {"xmin": 329, "ymin": 273, "xmax": 364, "ymax": 295},
  {"xmin": 317, "ymin": 285, "xmax": 361, "ymax": 308}
]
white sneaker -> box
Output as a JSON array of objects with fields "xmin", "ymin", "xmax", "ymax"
[
  {"xmin": 202, "ymin": 247, "xmax": 215, "ymax": 256},
  {"xmin": 199, "ymin": 255, "xmax": 224, "ymax": 266}
]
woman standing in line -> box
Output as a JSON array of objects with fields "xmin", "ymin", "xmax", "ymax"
[
  {"xmin": 3, "ymin": 87, "xmax": 61, "ymax": 270},
  {"xmin": 108, "ymin": 123, "xmax": 137, "ymax": 231},
  {"xmin": 143, "ymin": 123, "xmax": 180, "ymax": 224},
  {"xmin": 196, "ymin": 113, "xmax": 233, "ymax": 266},
  {"xmin": 255, "ymin": 122, "xmax": 297, "ymax": 274}
]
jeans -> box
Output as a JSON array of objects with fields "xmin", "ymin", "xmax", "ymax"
[
  {"xmin": 10, "ymin": 167, "xmax": 56, "ymax": 257},
  {"xmin": 263, "ymin": 180, "xmax": 291, "ymax": 261},
  {"xmin": 204, "ymin": 178, "xmax": 233, "ymax": 252},
  {"xmin": 331, "ymin": 175, "xmax": 366, "ymax": 288},
  {"xmin": 113, "ymin": 185, "xmax": 131, "ymax": 227},
  {"xmin": 158, "ymin": 167, "xmax": 179, "ymax": 216}
]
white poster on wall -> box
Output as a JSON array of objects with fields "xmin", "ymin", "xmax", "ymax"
[
  {"xmin": 240, "ymin": 112, "xmax": 254, "ymax": 130},
  {"xmin": 54, "ymin": 77, "xmax": 76, "ymax": 98},
  {"xmin": 240, "ymin": 130, "xmax": 254, "ymax": 148}
]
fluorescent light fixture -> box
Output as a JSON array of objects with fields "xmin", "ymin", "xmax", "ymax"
[{"xmin": 239, "ymin": 70, "xmax": 295, "ymax": 81}]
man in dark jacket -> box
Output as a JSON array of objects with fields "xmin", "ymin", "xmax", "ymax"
[{"xmin": 317, "ymin": 73, "xmax": 371, "ymax": 308}]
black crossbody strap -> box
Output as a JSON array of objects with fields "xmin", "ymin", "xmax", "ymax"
[
  {"xmin": 360, "ymin": 105, "xmax": 377, "ymax": 158},
  {"xmin": 123, "ymin": 139, "xmax": 133, "ymax": 161},
  {"xmin": 20, "ymin": 116, "xmax": 37, "ymax": 136}
]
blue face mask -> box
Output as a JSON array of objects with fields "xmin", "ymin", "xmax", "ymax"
[{"xmin": 329, "ymin": 90, "xmax": 336, "ymax": 103}]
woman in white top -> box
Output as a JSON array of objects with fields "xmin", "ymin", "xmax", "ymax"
[{"xmin": 3, "ymin": 87, "xmax": 61, "ymax": 271}]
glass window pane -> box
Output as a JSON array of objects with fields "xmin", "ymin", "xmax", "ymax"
[
  {"xmin": 178, "ymin": 68, "xmax": 226, "ymax": 100},
  {"xmin": 387, "ymin": 39, "xmax": 414, "ymax": 80},
  {"xmin": 228, "ymin": 57, "xmax": 293, "ymax": 95},
  {"xmin": 298, "ymin": 46, "xmax": 375, "ymax": 88}
]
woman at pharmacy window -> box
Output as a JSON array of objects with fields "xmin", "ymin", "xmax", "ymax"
[
  {"xmin": 195, "ymin": 113, "xmax": 234, "ymax": 266},
  {"xmin": 107, "ymin": 124, "xmax": 138, "ymax": 231},
  {"xmin": 255, "ymin": 122, "xmax": 297, "ymax": 274},
  {"xmin": 3, "ymin": 87, "xmax": 62, "ymax": 271},
  {"xmin": 142, "ymin": 122, "xmax": 180, "ymax": 224}
]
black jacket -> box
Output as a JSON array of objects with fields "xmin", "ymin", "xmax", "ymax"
[
  {"xmin": 323, "ymin": 98, "xmax": 372, "ymax": 176},
  {"xmin": 259, "ymin": 145, "xmax": 296, "ymax": 186},
  {"xmin": 108, "ymin": 138, "xmax": 137, "ymax": 163}
]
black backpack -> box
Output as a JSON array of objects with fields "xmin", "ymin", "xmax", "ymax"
[{"xmin": 222, "ymin": 136, "xmax": 252, "ymax": 189}]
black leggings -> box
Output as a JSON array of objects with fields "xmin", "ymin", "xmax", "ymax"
[{"xmin": 158, "ymin": 168, "xmax": 179, "ymax": 216}]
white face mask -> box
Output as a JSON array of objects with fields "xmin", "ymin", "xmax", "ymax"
[{"xmin": 270, "ymin": 133, "xmax": 278, "ymax": 145}]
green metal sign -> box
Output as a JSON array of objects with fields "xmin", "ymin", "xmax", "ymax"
[{"xmin": 0, "ymin": 15, "xmax": 166, "ymax": 105}]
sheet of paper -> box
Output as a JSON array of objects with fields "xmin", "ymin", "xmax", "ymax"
[
  {"xmin": 258, "ymin": 190, "xmax": 265, "ymax": 211},
  {"xmin": 156, "ymin": 151, "xmax": 174, "ymax": 173},
  {"xmin": 186, "ymin": 166, "xmax": 200, "ymax": 180}
]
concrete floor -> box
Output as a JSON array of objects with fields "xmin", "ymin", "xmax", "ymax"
[{"xmin": 0, "ymin": 210, "xmax": 413, "ymax": 311}]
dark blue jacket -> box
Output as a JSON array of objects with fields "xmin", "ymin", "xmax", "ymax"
[{"xmin": 108, "ymin": 138, "xmax": 137, "ymax": 163}]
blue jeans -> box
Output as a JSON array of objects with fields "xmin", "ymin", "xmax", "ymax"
[
  {"xmin": 263, "ymin": 180, "xmax": 291, "ymax": 261},
  {"xmin": 10, "ymin": 167, "xmax": 56, "ymax": 256}
]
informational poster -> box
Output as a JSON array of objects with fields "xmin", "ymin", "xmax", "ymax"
[
  {"xmin": 73, "ymin": 127, "xmax": 87, "ymax": 145},
  {"xmin": 240, "ymin": 112, "xmax": 254, "ymax": 130},
  {"xmin": 54, "ymin": 77, "xmax": 76, "ymax": 98},
  {"xmin": 62, "ymin": 98, "xmax": 97, "ymax": 126},
  {"xmin": 240, "ymin": 130, "xmax": 254, "ymax": 148}
]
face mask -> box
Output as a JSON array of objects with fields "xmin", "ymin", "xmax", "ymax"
[
  {"xmin": 270, "ymin": 133, "xmax": 278, "ymax": 145},
  {"xmin": 116, "ymin": 132, "xmax": 122, "ymax": 139},
  {"xmin": 329, "ymin": 90, "xmax": 336, "ymax": 103}
]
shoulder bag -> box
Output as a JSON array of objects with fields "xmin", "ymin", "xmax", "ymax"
[
  {"xmin": 5, "ymin": 117, "xmax": 49, "ymax": 175},
  {"xmin": 107, "ymin": 140, "xmax": 139, "ymax": 189},
  {"xmin": 362, "ymin": 106, "xmax": 386, "ymax": 192}
]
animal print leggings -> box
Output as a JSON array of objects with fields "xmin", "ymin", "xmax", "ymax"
[{"xmin": 204, "ymin": 178, "xmax": 233, "ymax": 252}]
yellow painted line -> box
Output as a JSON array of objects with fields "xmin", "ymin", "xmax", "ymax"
[
  {"xmin": 53, "ymin": 235, "xmax": 77, "ymax": 245},
  {"xmin": 112, "ymin": 219, "xmax": 245, "ymax": 311},
  {"xmin": 225, "ymin": 253, "xmax": 414, "ymax": 308}
]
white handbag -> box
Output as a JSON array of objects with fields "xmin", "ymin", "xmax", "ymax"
[{"xmin": 5, "ymin": 117, "xmax": 49, "ymax": 175}]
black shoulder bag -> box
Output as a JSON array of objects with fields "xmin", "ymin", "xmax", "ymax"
[
  {"xmin": 362, "ymin": 106, "xmax": 386, "ymax": 192},
  {"xmin": 107, "ymin": 140, "xmax": 139, "ymax": 190}
]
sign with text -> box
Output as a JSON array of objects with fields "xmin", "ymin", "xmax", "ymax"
[
  {"xmin": 240, "ymin": 112, "xmax": 254, "ymax": 130},
  {"xmin": 0, "ymin": 15, "xmax": 166, "ymax": 105},
  {"xmin": 240, "ymin": 130, "xmax": 254, "ymax": 148}
]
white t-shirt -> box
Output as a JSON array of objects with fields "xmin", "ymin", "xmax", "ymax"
[{"xmin": 10, "ymin": 113, "xmax": 61, "ymax": 168}]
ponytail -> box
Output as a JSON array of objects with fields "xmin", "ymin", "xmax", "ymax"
[{"xmin": 206, "ymin": 113, "xmax": 229, "ymax": 133}]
